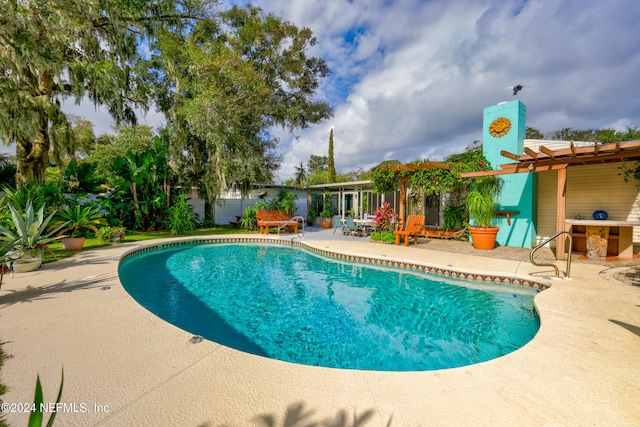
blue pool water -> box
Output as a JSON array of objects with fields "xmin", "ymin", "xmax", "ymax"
[{"xmin": 118, "ymin": 243, "xmax": 540, "ymax": 371}]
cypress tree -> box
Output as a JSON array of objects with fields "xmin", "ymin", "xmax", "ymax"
[{"xmin": 328, "ymin": 128, "xmax": 336, "ymax": 183}]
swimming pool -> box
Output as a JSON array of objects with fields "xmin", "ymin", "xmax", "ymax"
[{"xmin": 118, "ymin": 241, "xmax": 540, "ymax": 371}]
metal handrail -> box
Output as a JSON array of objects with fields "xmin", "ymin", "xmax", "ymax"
[
  {"xmin": 530, "ymin": 230, "xmax": 573, "ymax": 279},
  {"xmin": 278, "ymin": 216, "xmax": 305, "ymax": 238}
]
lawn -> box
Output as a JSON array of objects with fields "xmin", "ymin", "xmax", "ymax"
[{"xmin": 43, "ymin": 225, "xmax": 256, "ymax": 264}]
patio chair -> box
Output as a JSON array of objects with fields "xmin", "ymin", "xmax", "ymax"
[
  {"xmin": 332, "ymin": 215, "xmax": 344, "ymax": 235},
  {"xmin": 343, "ymin": 217, "xmax": 360, "ymax": 236},
  {"xmin": 394, "ymin": 215, "xmax": 425, "ymax": 246}
]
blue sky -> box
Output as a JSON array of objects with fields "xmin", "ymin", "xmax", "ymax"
[{"xmin": 58, "ymin": 0, "xmax": 640, "ymax": 182}]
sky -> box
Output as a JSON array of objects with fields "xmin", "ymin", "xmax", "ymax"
[{"xmin": 53, "ymin": 0, "xmax": 640, "ymax": 182}]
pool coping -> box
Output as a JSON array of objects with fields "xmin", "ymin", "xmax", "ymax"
[{"xmin": 1, "ymin": 234, "xmax": 639, "ymax": 426}]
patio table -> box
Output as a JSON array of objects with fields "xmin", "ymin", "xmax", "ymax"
[{"xmin": 355, "ymin": 219, "xmax": 375, "ymax": 235}]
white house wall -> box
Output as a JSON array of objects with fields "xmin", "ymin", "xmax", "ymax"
[
  {"xmin": 213, "ymin": 198, "xmax": 307, "ymax": 225},
  {"xmin": 537, "ymin": 162, "xmax": 640, "ymax": 247},
  {"xmin": 183, "ymin": 187, "xmax": 307, "ymax": 225}
]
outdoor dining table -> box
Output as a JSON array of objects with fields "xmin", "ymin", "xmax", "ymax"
[{"xmin": 354, "ymin": 219, "xmax": 375, "ymax": 235}]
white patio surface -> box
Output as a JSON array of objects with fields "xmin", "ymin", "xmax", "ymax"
[{"xmin": 1, "ymin": 228, "xmax": 639, "ymax": 426}]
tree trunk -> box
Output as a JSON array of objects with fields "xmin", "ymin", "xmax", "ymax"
[
  {"xmin": 131, "ymin": 181, "xmax": 139, "ymax": 212},
  {"xmin": 16, "ymin": 113, "xmax": 50, "ymax": 183}
]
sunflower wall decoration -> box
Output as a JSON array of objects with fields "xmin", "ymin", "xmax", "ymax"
[{"xmin": 488, "ymin": 117, "xmax": 511, "ymax": 138}]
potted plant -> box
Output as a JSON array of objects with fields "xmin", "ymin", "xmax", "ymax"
[
  {"xmin": 306, "ymin": 207, "xmax": 316, "ymax": 226},
  {"xmin": 52, "ymin": 204, "xmax": 106, "ymax": 250},
  {"xmin": 467, "ymin": 176, "xmax": 503, "ymax": 250},
  {"xmin": 95, "ymin": 226, "xmax": 126, "ymax": 242},
  {"xmin": 0, "ymin": 202, "xmax": 68, "ymax": 272},
  {"xmin": 321, "ymin": 191, "xmax": 332, "ymax": 228}
]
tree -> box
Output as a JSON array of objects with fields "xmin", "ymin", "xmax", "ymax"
[
  {"xmin": 0, "ymin": 0, "xmax": 217, "ymax": 182},
  {"xmin": 327, "ymin": 128, "xmax": 336, "ymax": 183},
  {"xmin": 108, "ymin": 136, "xmax": 172, "ymax": 230},
  {"xmin": 68, "ymin": 116, "xmax": 97, "ymax": 158},
  {"xmin": 155, "ymin": 5, "xmax": 332, "ymax": 221},
  {"xmin": 86, "ymin": 125, "xmax": 156, "ymax": 185},
  {"xmin": 294, "ymin": 163, "xmax": 307, "ymax": 188},
  {"xmin": 307, "ymin": 155, "xmax": 328, "ymax": 173},
  {"xmin": 525, "ymin": 126, "xmax": 545, "ymax": 139}
]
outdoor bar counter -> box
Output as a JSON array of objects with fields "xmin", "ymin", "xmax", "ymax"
[{"xmin": 565, "ymin": 219, "xmax": 640, "ymax": 258}]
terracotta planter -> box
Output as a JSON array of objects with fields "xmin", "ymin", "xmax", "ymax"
[
  {"xmin": 321, "ymin": 220, "xmax": 331, "ymax": 228},
  {"xmin": 469, "ymin": 226, "xmax": 499, "ymax": 250},
  {"xmin": 62, "ymin": 237, "xmax": 86, "ymax": 251}
]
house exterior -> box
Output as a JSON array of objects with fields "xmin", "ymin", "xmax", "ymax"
[
  {"xmin": 309, "ymin": 100, "xmax": 640, "ymax": 258},
  {"xmin": 471, "ymin": 99, "xmax": 640, "ymax": 256}
]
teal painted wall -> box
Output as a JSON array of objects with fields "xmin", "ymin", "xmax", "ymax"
[{"xmin": 482, "ymin": 101, "xmax": 537, "ymax": 248}]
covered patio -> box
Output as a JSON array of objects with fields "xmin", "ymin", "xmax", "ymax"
[
  {"xmin": 462, "ymin": 140, "xmax": 640, "ymax": 260},
  {"xmin": 307, "ymin": 180, "xmax": 395, "ymax": 220}
]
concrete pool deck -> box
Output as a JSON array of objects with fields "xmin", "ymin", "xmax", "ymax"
[{"xmin": 1, "ymin": 231, "xmax": 639, "ymax": 426}]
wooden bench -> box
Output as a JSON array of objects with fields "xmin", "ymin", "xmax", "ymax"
[
  {"xmin": 421, "ymin": 226, "xmax": 466, "ymax": 240},
  {"xmin": 256, "ymin": 210, "xmax": 298, "ymax": 235},
  {"xmin": 228, "ymin": 216, "xmax": 243, "ymax": 228},
  {"xmin": 394, "ymin": 215, "xmax": 425, "ymax": 246}
]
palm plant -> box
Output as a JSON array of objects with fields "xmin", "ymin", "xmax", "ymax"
[
  {"xmin": 52, "ymin": 205, "xmax": 106, "ymax": 238},
  {"xmin": 0, "ymin": 202, "xmax": 68, "ymax": 258}
]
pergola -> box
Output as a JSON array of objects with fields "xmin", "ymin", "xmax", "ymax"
[
  {"xmin": 379, "ymin": 162, "xmax": 449, "ymax": 226},
  {"xmin": 461, "ymin": 140, "xmax": 640, "ymax": 258}
]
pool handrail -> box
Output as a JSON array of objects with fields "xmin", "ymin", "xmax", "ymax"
[
  {"xmin": 530, "ymin": 230, "xmax": 572, "ymax": 279},
  {"xmin": 278, "ymin": 216, "xmax": 305, "ymax": 238}
]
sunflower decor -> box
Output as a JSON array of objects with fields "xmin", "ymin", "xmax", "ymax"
[{"xmin": 489, "ymin": 117, "xmax": 511, "ymax": 138}]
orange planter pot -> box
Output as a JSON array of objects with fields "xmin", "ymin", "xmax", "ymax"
[
  {"xmin": 469, "ymin": 226, "xmax": 499, "ymax": 250},
  {"xmin": 62, "ymin": 237, "xmax": 86, "ymax": 251},
  {"xmin": 321, "ymin": 221, "xmax": 331, "ymax": 228}
]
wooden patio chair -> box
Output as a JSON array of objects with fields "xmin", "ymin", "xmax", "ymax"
[{"xmin": 394, "ymin": 215, "xmax": 425, "ymax": 246}]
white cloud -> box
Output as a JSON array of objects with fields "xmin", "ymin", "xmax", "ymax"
[
  {"xmin": 267, "ymin": 0, "xmax": 640, "ymax": 181},
  {"xmin": 59, "ymin": 0, "xmax": 640, "ymax": 183}
]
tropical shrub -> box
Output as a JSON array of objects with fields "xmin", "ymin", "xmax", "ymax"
[
  {"xmin": 104, "ymin": 136, "xmax": 173, "ymax": 231},
  {"xmin": 242, "ymin": 201, "xmax": 268, "ymax": 230},
  {"xmin": 169, "ymin": 194, "xmax": 196, "ymax": 235},
  {"xmin": 52, "ymin": 205, "xmax": 106, "ymax": 238},
  {"xmin": 307, "ymin": 207, "xmax": 316, "ymax": 224},
  {"xmin": 0, "ymin": 202, "xmax": 68, "ymax": 257},
  {"xmin": 274, "ymin": 189, "xmax": 298, "ymax": 215},
  {"xmin": 373, "ymin": 202, "xmax": 397, "ymax": 232},
  {"xmin": 63, "ymin": 158, "xmax": 102, "ymax": 194},
  {"xmin": 442, "ymin": 200, "xmax": 467, "ymax": 231},
  {"xmin": 1, "ymin": 180, "xmax": 65, "ymax": 213}
]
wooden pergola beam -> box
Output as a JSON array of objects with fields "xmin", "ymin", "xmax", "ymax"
[
  {"xmin": 500, "ymin": 150, "xmax": 520, "ymax": 161},
  {"xmin": 524, "ymin": 147, "xmax": 538, "ymax": 159},
  {"xmin": 461, "ymin": 147, "xmax": 640, "ymax": 178},
  {"xmin": 539, "ymin": 145, "xmax": 556, "ymax": 159}
]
